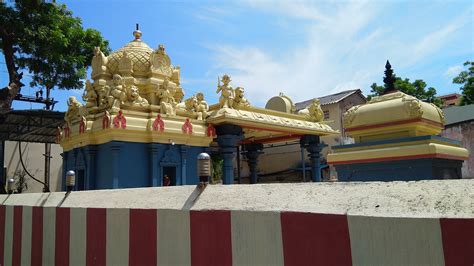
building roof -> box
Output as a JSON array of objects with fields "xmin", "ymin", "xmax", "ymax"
[
  {"xmin": 438, "ymin": 93, "xmax": 461, "ymax": 99},
  {"xmin": 295, "ymin": 89, "xmax": 365, "ymax": 111},
  {"xmin": 443, "ymin": 104, "xmax": 474, "ymax": 126},
  {"xmin": 0, "ymin": 109, "xmax": 65, "ymax": 143}
]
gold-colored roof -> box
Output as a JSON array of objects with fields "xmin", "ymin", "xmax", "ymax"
[
  {"xmin": 343, "ymin": 91, "xmax": 445, "ymax": 142},
  {"xmin": 107, "ymin": 38, "xmax": 153, "ymax": 76}
]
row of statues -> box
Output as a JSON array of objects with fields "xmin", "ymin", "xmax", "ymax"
[
  {"xmin": 66, "ymin": 72, "xmax": 323, "ymax": 124},
  {"xmin": 83, "ymin": 74, "xmax": 149, "ymax": 113},
  {"xmin": 66, "ymin": 73, "xmax": 210, "ymax": 123}
]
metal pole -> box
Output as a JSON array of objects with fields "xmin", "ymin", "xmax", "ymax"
[
  {"xmin": 301, "ymin": 145, "xmax": 306, "ymax": 182},
  {"xmin": 0, "ymin": 140, "xmax": 6, "ymax": 194},
  {"xmin": 43, "ymin": 143, "xmax": 51, "ymax": 192}
]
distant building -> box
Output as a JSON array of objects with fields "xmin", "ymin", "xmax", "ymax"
[
  {"xmin": 256, "ymin": 89, "xmax": 366, "ymax": 181},
  {"xmin": 438, "ymin": 93, "xmax": 461, "ymax": 107},
  {"xmin": 440, "ymin": 104, "xmax": 474, "ymax": 178}
]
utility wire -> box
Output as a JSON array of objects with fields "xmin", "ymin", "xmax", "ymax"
[{"xmin": 18, "ymin": 141, "xmax": 50, "ymax": 191}]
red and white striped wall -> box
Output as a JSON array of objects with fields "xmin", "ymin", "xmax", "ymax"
[{"xmin": 0, "ymin": 205, "xmax": 472, "ymax": 266}]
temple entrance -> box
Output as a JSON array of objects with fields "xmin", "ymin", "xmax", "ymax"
[
  {"xmin": 77, "ymin": 169, "xmax": 85, "ymax": 191},
  {"xmin": 163, "ymin": 166, "xmax": 176, "ymax": 186}
]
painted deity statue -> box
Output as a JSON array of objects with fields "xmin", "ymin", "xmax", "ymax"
[
  {"xmin": 233, "ymin": 87, "xmax": 250, "ymax": 109},
  {"xmin": 159, "ymin": 78, "xmax": 176, "ymax": 116},
  {"xmin": 91, "ymin": 47, "xmax": 108, "ymax": 77},
  {"xmin": 298, "ymin": 98, "xmax": 324, "ymax": 122},
  {"xmin": 195, "ymin": 92, "xmax": 209, "ymax": 118},
  {"xmin": 127, "ymin": 85, "xmax": 149, "ymax": 107},
  {"xmin": 216, "ymin": 74, "xmax": 234, "ymax": 108},
  {"xmin": 82, "ymin": 80, "xmax": 97, "ymax": 108},
  {"xmin": 108, "ymin": 74, "xmax": 128, "ymax": 113}
]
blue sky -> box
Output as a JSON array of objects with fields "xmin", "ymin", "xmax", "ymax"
[{"xmin": 2, "ymin": 0, "xmax": 473, "ymax": 111}]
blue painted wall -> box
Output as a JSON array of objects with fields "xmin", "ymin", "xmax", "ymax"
[{"xmin": 62, "ymin": 141, "xmax": 207, "ymax": 191}]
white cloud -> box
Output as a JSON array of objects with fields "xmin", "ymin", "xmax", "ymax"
[
  {"xmin": 409, "ymin": 11, "xmax": 470, "ymax": 65},
  {"xmin": 199, "ymin": 1, "xmax": 471, "ymax": 106},
  {"xmin": 205, "ymin": 1, "xmax": 383, "ymax": 104},
  {"xmin": 444, "ymin": 65, "xmax": 463, "ymax": 79}
]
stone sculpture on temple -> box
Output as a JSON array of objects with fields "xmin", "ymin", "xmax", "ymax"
[
  {"xmin": 298, "ymin": 99, "xmax": 324, "ymax": 122},
  {"xmin": 216, "ymin": 74, "xmax": 234, "ymax": 108},
  {"xmin": 83, "ymin": 80, "xmax": 97, "ymax": 108},
  {"xmin": 233, "ymin": 87, "xmax": 250, "ymax": 109},
  {"xmin": 127, "ymin": 85, "xmax": 149, "ymax": 107},
  {"xmin": 91, "ymin": 46, "xmax": 108, "ymax": 78},
  {"xmin": 159, "ymin": 78, "xmax": 176, "ymax": 116},
  {"xmin": 108, "ymin": 74, "xmax": 128, "ymax": 113},
  {"xmin": 195, "ymin": 92, "xmax": 209, "ymax": 118}
]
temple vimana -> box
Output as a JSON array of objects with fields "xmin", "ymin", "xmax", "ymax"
[{"xmin": 59, "ymin": 28, "xmax": 468, "ymax": 190}]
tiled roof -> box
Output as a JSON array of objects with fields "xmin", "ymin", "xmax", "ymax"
[
  {"xmin": 295, "ymin": 89, "xmax": 364, "ymax": 111},
  {"xmin": 443, "ymin": 104, "xmax": 474, "ymax": 126}
]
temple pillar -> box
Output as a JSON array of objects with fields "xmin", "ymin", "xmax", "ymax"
[
  {"xmin": 84, "ymin": 146, "xmax": 97, "ymax": 190},
  {"xmin": 216, "ymin": 124, "xmax": 243, "ymax": 185},
  {"xmin": 149, "ymin": 143, "xmax": 160, "ymax": 187},
  {"xmin": 110, "ymin": 143, "xmax": 122, "ymax": 188},
  {"xmin": 180, "ymin": 145, "xmax": 188, "ymax": 185},
  {"xmin": 301, "ymin": 135, "xmax": 325, "ymax": 182},
  {"xmin": 243, "ymin": 143, "xmax": 264, "ymax": 184}
]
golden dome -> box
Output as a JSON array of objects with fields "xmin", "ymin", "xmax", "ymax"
[
  {"xmin": 265, "ymin": 93, "xmax": 296, "ymax": 113},
  {"xmin": 107, "ymin": 33, "xmax": 154, "ymax": 76},
  {"xmin": 343, "ymin": 91, "xmax": 445, "ymax": 142}
]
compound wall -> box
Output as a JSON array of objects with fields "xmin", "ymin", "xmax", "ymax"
[{"xmin": 1, "ymin": 181, "xmax": 473, "ymax": 266}]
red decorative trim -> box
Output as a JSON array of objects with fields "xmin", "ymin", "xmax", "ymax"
[
  {"xmin": 64, "ymin": 125, "xmax": 71, "ymax": 139},
  {"xmin": 152, "ymin": 114, "xmax": 165, "ymax": 132},
  {"xmin": 207, "ymin": 124, "xmax": 216, "ymax": 137},
  {"xmin": 345, "ymin": 118, "xmax": 443, "ymax": 132},
  {"xmin": 31, "ymin": 207, "xmax": 43, "ymax": 266},
  {"xmin": 86, "ymin": 208, "xmax": 106, "ymax": 266},
  {"xmin": 281, "ymin": 212, "xmax": 352, "ymax": 265},
  {"xmin": 440, "ymin": 218, "xmax": 474, "ymax": 265},
  {"xmin": 102, "ymin": 111, "xmax": 110, "ymax": 129},
  {"xmin": 55, "ymin": 208, "xmax": 70, "ymax": 266},
  {"xmin": 12, "ymin": 206, "xmax": 23, "ymax": 266},
  {"xmin": 329, "ymin": 153, "xmax": 468, "ymax": 165},
  {"xmin": 79, "ymin": 117, "xmax": 86, "ymax": 134},
  {"xmin": 113, "ymin": 110, "xmax": 126, "ymax": 129},
  {"xmin": 129, "ymin": 209, "xmax": 157, "ymax": 266},
  {"xmin": 182, "ymin": 118, "xmax": 193, "ymax": 134},
  {"xmin": 190, "ymin": 211, "xmax": 232, "ymax": 266}
]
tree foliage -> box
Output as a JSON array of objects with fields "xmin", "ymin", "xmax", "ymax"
[
  {"xmin": 367, "ymin": 61, "xmax": 442, "ymax": 107},
  {"xmin": 453, "ymin": 61, "xmax": 474, "ymax": 105},
  {"xmin": 0, "ymin": 1, "xmax": 110, "ymax": 109}
]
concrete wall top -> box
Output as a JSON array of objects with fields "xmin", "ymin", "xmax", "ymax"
[{"xmin": 1, "ymin": 180, "xmax": 473, "ymax": 218}]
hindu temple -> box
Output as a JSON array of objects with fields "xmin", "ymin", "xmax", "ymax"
[
  {"xmin": 328, "ymin": 61, "xmax": 469, "ymax": 181},
  {"xmin": 59, "ymin": 28, "xmax": 338, "ymax": 190}
]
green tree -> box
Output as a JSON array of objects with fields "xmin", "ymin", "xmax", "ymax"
[
  {"xmin": 368, "ymin": 61, "xmax": 442, "ymax": 107},
  {"xmin": 0, "ymin": 1, "xmax": 110, "ymax": 111},
  {"xmin": 453, "ymin": 61, "xmax": 474, "ymax": 105}
]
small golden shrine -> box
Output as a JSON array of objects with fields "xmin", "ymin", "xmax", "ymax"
[{"xmin": 328, "ymin": 61, "xmax": 468, "ymax": 181}]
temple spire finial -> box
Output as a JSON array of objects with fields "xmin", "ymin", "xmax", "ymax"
[
  {"xmin": 383, "ymin": 60, "xmax": 397, "ymax": 94},
  {"xmin": 133, "ymin": 23, "xmax": 142, "ymax": 41}
]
